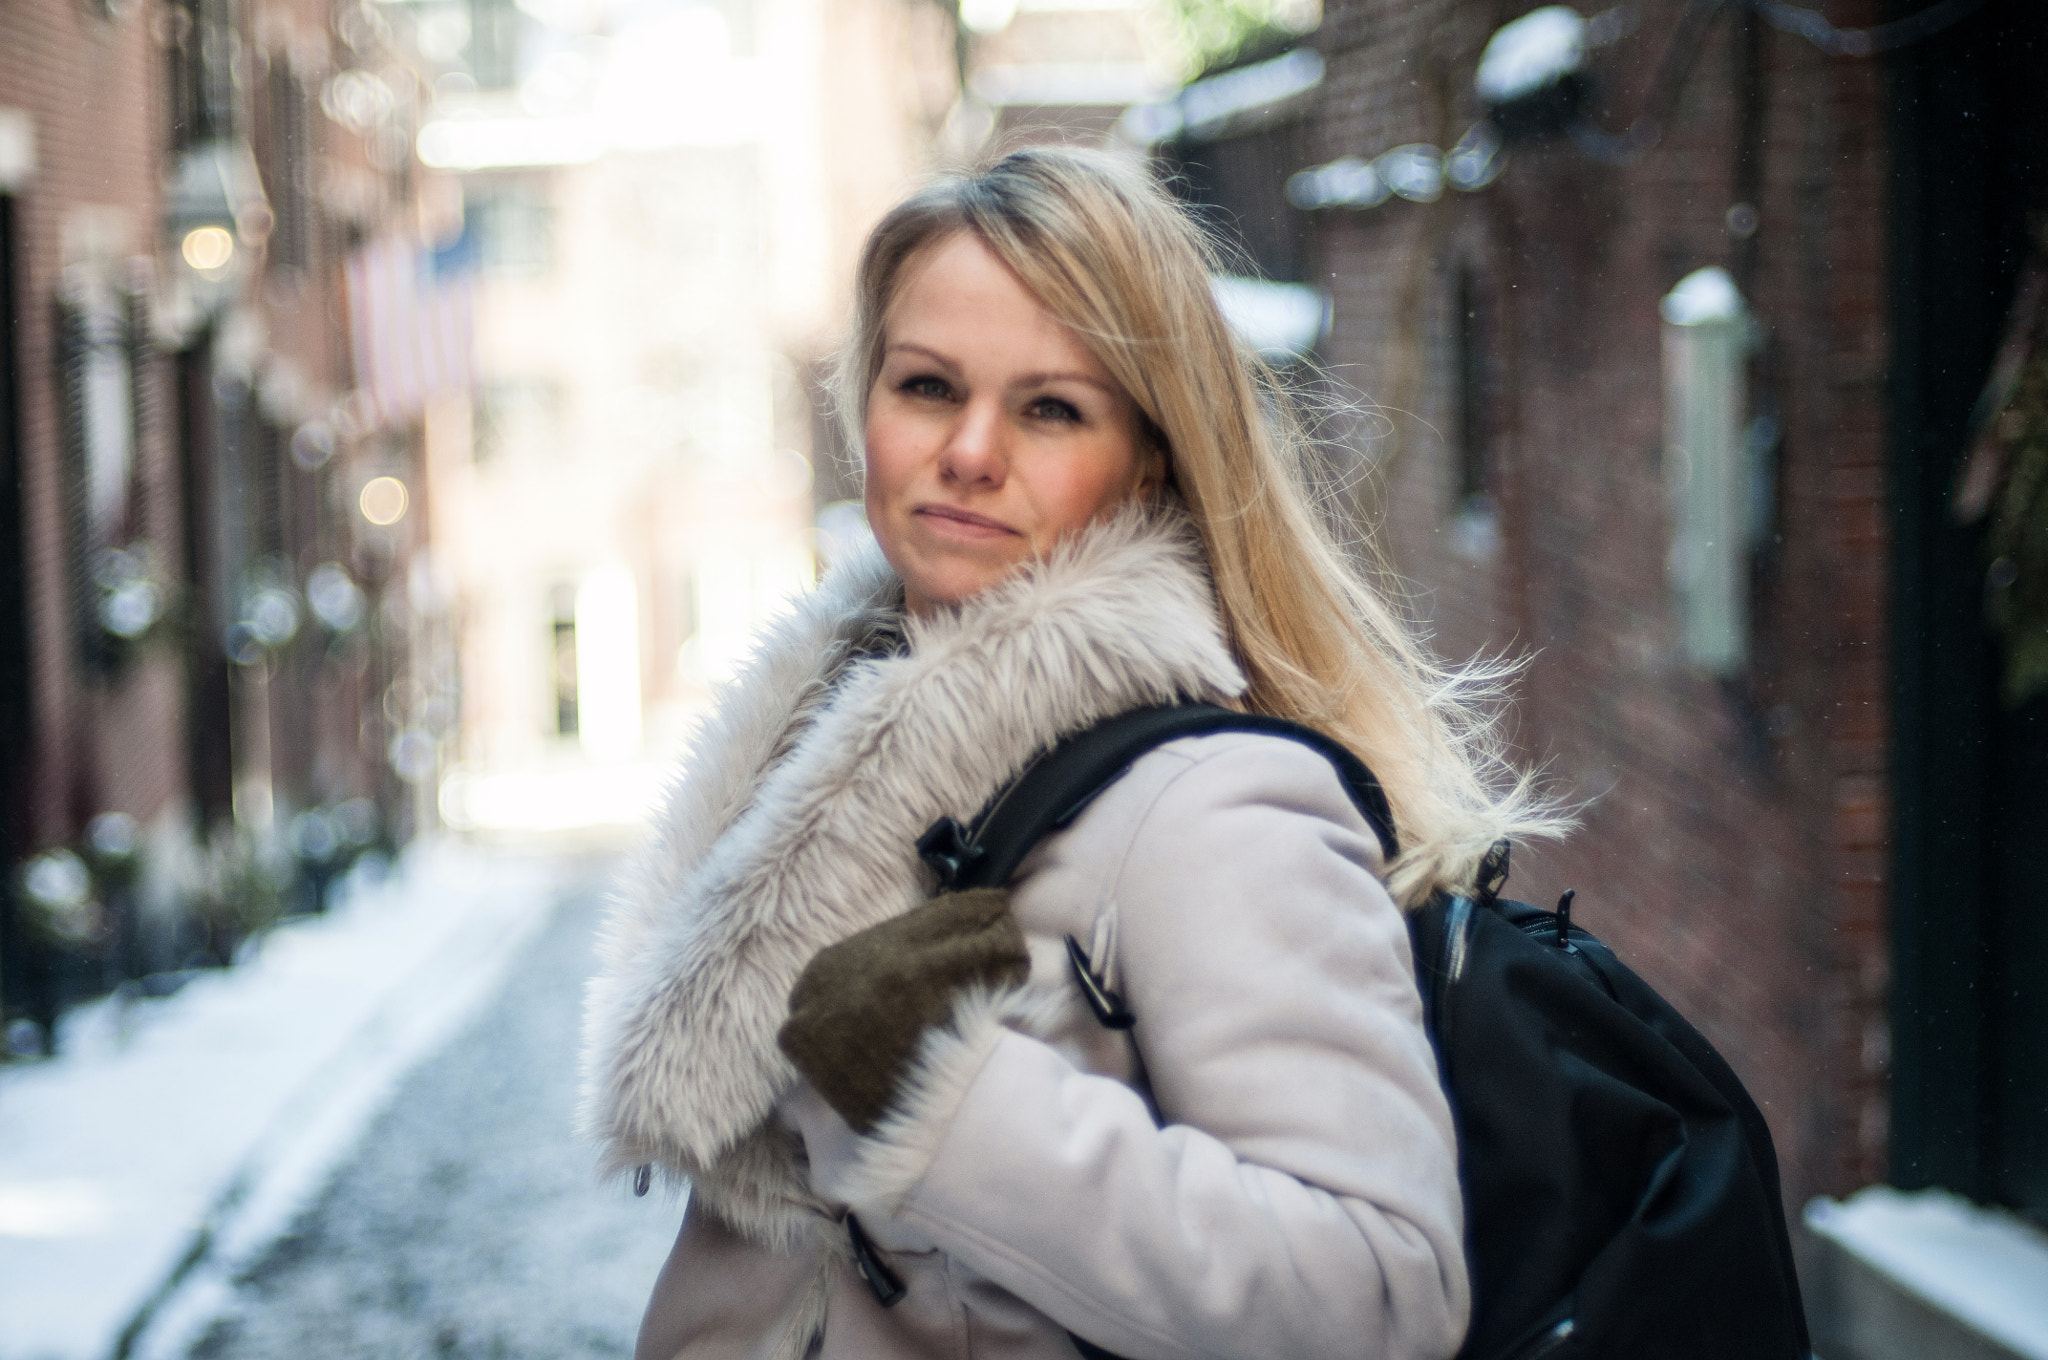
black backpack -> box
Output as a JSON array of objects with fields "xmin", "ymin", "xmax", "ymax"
[{"xmin": 917, "ymin": 703, "xmax": 1811, "ymax": 1360}]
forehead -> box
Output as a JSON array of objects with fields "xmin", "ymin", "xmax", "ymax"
[{"xmin": 883, "ymin": 232, "xmax": 1107, "ymax": 374}]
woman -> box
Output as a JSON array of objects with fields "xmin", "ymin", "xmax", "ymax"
[{"xmin": 582, "ymin": 147, "xmax": 1558, "ymax": 1360}]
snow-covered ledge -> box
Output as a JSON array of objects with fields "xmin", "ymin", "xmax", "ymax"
[{"xmin": 1803, "ymin": 1187, "xmax": 2048, "ymax": 1360}]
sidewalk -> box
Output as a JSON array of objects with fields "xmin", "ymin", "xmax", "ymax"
[{"xmin": 0, "ymin": 839, "xmax": 576, "ymax": 1360}]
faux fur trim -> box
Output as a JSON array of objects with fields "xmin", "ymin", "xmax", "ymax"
[
  {"xmin": 770, "ymin": 1257, "xmax": 836, "ymax": 1360},
  {"xmin": 831, "ymin": 981, "xmax": 1074, "ymax": 1215},
  {"xmin": 581, "ymin": 500, "xmax": 1243, "ymax": 1247}
]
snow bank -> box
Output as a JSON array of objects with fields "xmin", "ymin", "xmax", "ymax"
[{"xmin": 0, "ymin": 840, "xmax": 565, "ymax": 1360}]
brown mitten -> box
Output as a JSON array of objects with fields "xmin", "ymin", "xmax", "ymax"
[{"xmin": 778, "ymin": 888, "xmax": 1029, "ymax": 1133}]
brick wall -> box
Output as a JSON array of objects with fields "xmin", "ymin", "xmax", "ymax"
[
  {"xmin": 0, "ymin": 0, "xmax": 185, "ymax": 847},
  {"xmin": 1309, "ymin": 0, "xmax": 1893, "ymax": 1207},
  {"xmin": 3, "ymin": 0, "xmax": 411, "ymax": 879}
]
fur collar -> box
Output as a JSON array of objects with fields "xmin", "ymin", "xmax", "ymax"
[{"xmin": 580, "ymin": 501, "xmax": 1245, "ymax": 1248}]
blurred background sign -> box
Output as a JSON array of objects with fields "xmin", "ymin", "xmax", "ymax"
[{"xmin": 344, "ymin": 228, "xmax": 478, "ymax": 431}]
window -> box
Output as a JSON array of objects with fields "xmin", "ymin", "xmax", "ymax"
[
  {"xmin": 467, "ymin": 183, "xmax": 553, "ymax": 276},
  {"xmin": 473, "ymin": 378, "xmax": 564, "ymax": 461},
  {"xmin": 165, "ymin": 0, "xmax": 237, "ymax": 150},
  {"xmin": 1454, "ymin": 266, "xmax": 1489, "ymax": 503},
  {"xmin": 1660, "ymin": 267, "xmax": 1755, "ymax": 675},
  {"xmin": 549, "ymin": 583, "xmax": 577, "ymax": 737},
  {"xmin": 78, "ymin": 318, "xmax": 138, "ymax": 549},
  {"xmin": 1, "ymin": 186, "xmax": 31, "ymax": 802},
  {"xmin": 264, "ymin": 60, "xmax": 317, "ymax": 276},
  {"xmin": 468, "ymin": 0, "xmax": 522, "ymax": 91},
  {"xmin": 1447, "ymin": 264, "xmax": 1501, "ymax": 564},
  {"xmin": 58, "ymin": 274, "xmax": 149, "ymax": 671}
]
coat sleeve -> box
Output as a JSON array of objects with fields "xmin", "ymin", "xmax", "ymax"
[{"xmin": 792, "ymin": 735, "xmax": 1470, "ymax": 1360}]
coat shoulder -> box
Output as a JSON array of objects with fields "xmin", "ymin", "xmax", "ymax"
[{"xmin": 1032, "ymin": 729, "xmax": 1391, "ymax": 889}]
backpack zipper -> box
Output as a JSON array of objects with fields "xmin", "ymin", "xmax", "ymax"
[
  {"xmin": 1509, "ymin": 1318, "xmax": 1575, "ymax": 1360},
  {"xmin": 1444, "ymin": 895, "xmax": 1474, "ymax": 984},
  {"xmin": 1431, "ymin": 895, "xmax": 1474, "ymax": 1083},
  {"xmin": 1065, "ymin": 934, "xmax": 1136, "ymax": 1029}
]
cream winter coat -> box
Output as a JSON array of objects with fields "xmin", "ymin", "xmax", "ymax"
[{"xmin": 581, "ymin": 506, "xmax": 1468, "ymax": 1360}]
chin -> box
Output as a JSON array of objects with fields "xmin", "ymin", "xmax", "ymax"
[
  {"xmin": 882, "ymin": 529, "xmax": 1039, "ymax": 612},
  {"xmin": 907, "ymin": 562, "xmax": 1012, "ymax": 612},
  {"xmin": 918, "ymin": 578, "xmax": 994, "ymax": 610}
]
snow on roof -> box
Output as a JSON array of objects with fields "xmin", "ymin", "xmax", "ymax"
[
  {"xmin": 1211, "ymin": 275, "xmax": 1328, "ymax": 360},
  {"xmin": 0, "ymin": 108, "xmax": 33, "ymax": 192},
  {"xmin": 1660, "ymin": 267, "xmax": 1746, "ymax": 326},
  {"xmin": 1287, "ymin": 156, "xmax": 1386, "ymax": 210},
  {"xmin": 1377, "ymin": 144, "xmax": 1444, "ymax": 203},
  {"xmin": 1182, "ymin": 47, "xmax": 1323, "ymax": 136},
  {"xmin": 1287, "ymin": 124, "xmax": 1502, "ymax": 212},
  {"xmin": 1476, "ymin": 5, "xmax": 1588, "ymax": 105},
  {"xmin": 1444, "ymin": 121, "xmax": 1507, "ymax": 190},
  {"xmin": 1120, "ymin": 46, "xmax": 1324, "ymax": 145}
]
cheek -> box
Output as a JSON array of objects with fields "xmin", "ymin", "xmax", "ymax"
[
  {"xmin": 862, "ymin": 409, "xmax": 914, "ymax": 510},
  {"xmin": 1043, "ymin": 437, "xmax": 1144, "ymax": 530}
]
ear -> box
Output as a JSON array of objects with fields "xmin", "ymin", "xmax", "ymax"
[{"xmin": 1135, "ymin": 413, "xmax": 1172, "ymax": 497}]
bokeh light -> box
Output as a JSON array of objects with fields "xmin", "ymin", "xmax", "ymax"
[
  {"xmin": 359, "ymin": 476, "xmax": 409, "ymax": 526},
  {"xmin": 180, "ymin": 226, "xmax": 235, "ymax": 272}
]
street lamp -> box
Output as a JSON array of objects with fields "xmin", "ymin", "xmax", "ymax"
[
  {"xmin": 179, "ymin": 225, "xmax": 235, "ymax": 272},
  {"xmin": 163, "ymin": 141, "xmax": 272, "ymax": 316}
]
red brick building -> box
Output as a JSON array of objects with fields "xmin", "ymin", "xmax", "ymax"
[
  {"xmin": 1156, "ymin": 0, "xmax": 2047, "ymax": 1348},
  {"xmin": 2, "ymin": 0, "xmax": 436, "ymax": 1038},
  {"xmin": 2, "ymin": 0, "xmax": 186, "ymax": 943},
  {"xmin": 1308, "ymin": 0, "xmax": 1903, "ymax": 1212}
]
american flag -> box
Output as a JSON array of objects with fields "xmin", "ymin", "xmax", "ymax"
[{"xmin": 344, "ymin": 228, "xmax": 477, "ymax": 429}]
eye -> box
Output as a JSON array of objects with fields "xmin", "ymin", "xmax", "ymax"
[
  {"xmin": 1025, "ymin": 395, "xmax": 1083, "ymax": 424},
  {"xmin": 897, "ymin": 373, "xmax": 953, "ymax": 401}
]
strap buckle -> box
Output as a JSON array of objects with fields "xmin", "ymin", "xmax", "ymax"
[
  {"xmin": 1476, "ymin": 839, "xmax": 1512, "ymax": 908},
  {"xmin": 1065, "ymin": 935, "xmax": 1135, "ymax": 1030},
  {"xmin": 846, "ymin": 1213, "xmax": 906, "ymax": 1307},
  {"xmin": 916, "ymin": 817, "xmax": 985, "ymax": 891}
]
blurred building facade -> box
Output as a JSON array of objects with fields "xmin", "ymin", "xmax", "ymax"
[
  {"xmin": 410, "ymin": 0, "xmax": 958, "ymax": 837},
  {"xmin": 958, "ymin": 0, "xmax": 1180, "ymax": 148},
  {"xmin": 1148, "ymin": 0, "xmax": 2046, "ymax": 1352},
  {"xmin": 1, "ymin": 0, "xmax": 452, "ymax": 1042},
  {"xmin": 1296, "ymin": 0, "xmax": 1896, "ymax": 1211},
  {"xmin": 420, "ymin": 0, "xmax": 1195, "ymax": 837}
]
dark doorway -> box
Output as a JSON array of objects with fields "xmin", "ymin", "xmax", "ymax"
[
  {"xmin": 1162, "ymin": 116, "xmax": 1314, "ymax": 285},
  {"xmin": 178, "ymin": 340, "xmax": 234, "ymax": 828},
  {"xmin": 0, "ymin": 192, "xmax": 34, "ymax": 1026},
  {"xmin": 1886, "ymin": 0, "xmax": 2048, "ymax": 1223}
]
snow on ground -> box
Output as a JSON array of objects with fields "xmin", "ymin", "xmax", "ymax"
[
  {"xmin": 165, "ymin": 884, "xmax": 677, "ymax": 1360},
  {"xmin": 0, "ymin": 839, "xmax": 568, "ymax": 1360},
  {"xmin": 1807, "ymin": 1186, "xmax": 2048, "ymax": 1360}
]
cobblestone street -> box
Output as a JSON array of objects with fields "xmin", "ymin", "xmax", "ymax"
[{"xmin": 183, "ymin": 871, "xmax": 678, "ymax": 1360}]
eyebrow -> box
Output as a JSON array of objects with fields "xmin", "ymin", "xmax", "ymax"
[{"xmin": 884, "ymin": 343, "xmax": 1118, "ymax": 395}]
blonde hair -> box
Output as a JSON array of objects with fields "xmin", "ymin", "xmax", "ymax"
[{"xmin": 835, "ymin": 146, "xmax": 1566, "ymax": 905}]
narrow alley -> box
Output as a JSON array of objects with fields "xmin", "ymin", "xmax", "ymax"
[{"xmin": 172, "ymin": 867, "xmax": 677, "ymax": 1359}]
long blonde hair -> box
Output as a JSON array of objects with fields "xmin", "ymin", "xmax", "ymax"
[{"xmin": 835, "ymin": 146, "xmax": 1566, "ymax": 905}]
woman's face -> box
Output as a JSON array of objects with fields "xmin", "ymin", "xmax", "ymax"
[{"xmin": 864, "ymin": 231, "xmax": 1159, "ymax": 616}]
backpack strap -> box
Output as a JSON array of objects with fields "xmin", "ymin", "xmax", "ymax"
[
  {"xmin": 908, "ymin": 702, "xmax": 1397, "ymax": 1360},
  {"xmin": 921, "ymin": 702, "xmax": 1397, "ymax": 894}
]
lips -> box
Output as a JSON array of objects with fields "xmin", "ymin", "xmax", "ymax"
[{"xmin": 913, "ymin": 504, "xmax": 1018, "ymax": 538}]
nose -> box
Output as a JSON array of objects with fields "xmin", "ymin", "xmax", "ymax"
[{"xmin": 937, "ymin": 396, "xmax": 1007, "ymax": 488}]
